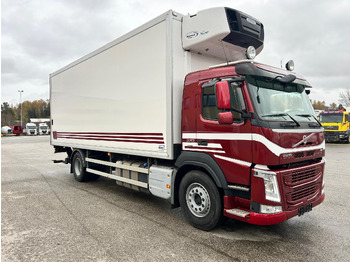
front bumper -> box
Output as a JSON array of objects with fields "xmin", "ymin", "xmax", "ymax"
[
  {"xmin": 324, "ymin": 131, "xmax": 348, "ymax": 142},
  {"xmin": 224, "ymin": 193, "xmax": 325, "ymax": 225}
]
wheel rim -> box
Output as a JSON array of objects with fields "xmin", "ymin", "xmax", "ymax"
[
  {"xmin": 74, "ymin": 157, "xmax": 82, "ymax": 175},
  {"xmin": 186, "ymin": 183, "xmax": 211, "ymax": 218}
]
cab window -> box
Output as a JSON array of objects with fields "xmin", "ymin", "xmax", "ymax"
[{"xmin": 201, "ymin": 81, "xmax": 246, "ymax": 123}]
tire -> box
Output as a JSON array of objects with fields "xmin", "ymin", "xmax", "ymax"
[
  {"xmin": 72, "ymin": 152, "xmax": 88, "ymax": 182},
  {"xmin": 179, "ymin": 170, "xmax": 223, "ymax": 231}
]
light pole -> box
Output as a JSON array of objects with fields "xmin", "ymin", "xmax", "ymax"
[{"xmin": 18, "ymin": 90, "xmax": 24, "ymax": 127}]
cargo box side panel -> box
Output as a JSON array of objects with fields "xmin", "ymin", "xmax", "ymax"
[{"xmin": 51, "ymin": 21, "xmax": 172, "ymax": 159}]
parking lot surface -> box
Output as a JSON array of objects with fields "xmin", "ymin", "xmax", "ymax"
[{"xmin": 2, "ymin": 136, "xmax": 350, "ymax": 261}]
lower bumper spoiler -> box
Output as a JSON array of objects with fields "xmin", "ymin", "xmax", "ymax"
[{"xmin": 224, "ymin": 193, "xmax": 325, "ymax": 225}]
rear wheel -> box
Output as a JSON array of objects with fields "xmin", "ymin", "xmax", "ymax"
[
  {"xmin": 72, "ymin": 151, "xmax": 99, "ymax": 182},
  {"xmin": 179, "ymin": 170, "xmax": 223, "ymax": 231},
  {"xmin": 72, "ymin": 152, "xmax": 87, "ymax": 182}
]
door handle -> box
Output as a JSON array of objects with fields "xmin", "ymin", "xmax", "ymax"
[{"xmin": 198, "ymin": 140, "xmax": 208, "ymax": 146}]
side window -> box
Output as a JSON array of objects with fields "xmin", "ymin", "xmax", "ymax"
[
  {"xmin": 201, "ymin": 81, "xmax": 246, "ymax": 123},
  {"xmin": 202, "ymin": 85, "xmax": 222, "ymax": 120}
]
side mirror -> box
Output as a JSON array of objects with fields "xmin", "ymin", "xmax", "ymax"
[
  {"xmin": 216, "ymin": 81, "xmax": 230, "ymax": 110},
  {"xmin": 219, "ymin": 112, "xmax": 233, "ymax": 125}
]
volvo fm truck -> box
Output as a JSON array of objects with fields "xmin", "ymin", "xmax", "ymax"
[{"xmin": 50, "ymin": 7, "xmax": 325, "ymax": 230}]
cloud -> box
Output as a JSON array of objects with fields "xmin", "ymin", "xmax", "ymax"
[{"xmin": 2, "ymin": 0, "xmax": 350, "ymax": 106}]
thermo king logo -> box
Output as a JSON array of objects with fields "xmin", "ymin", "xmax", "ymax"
[{"xmin": 186, "ymin": 31, "xmax": 199, "ymax": 40}]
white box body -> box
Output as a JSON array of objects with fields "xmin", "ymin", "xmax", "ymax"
[{"xmin": 50, "ymin": 10, "xmax": 223, "ymax": 160}]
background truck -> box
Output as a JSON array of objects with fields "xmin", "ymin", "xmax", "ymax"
[
  {"xmin": 319, "ymin": 110, "xmax": 350, "ymax": 143},
  {"xmin": 51, "ymin": 7, "xmax": 325, "ymax": 230},
  {"xmin": 38, "ymin": 123, "xmax": 49, "ymax": 135},
  {"xmin": 11, "ymin": 126, "xmax": 24, "ymax": 136},
  {"xmin": 26, "ymin": 123, "xmax": 37, "ymax": 136}
]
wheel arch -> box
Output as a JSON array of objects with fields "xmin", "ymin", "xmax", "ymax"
[{"xmin": 172, "ymin": 151, "xmax": 228, "ymax": 207}]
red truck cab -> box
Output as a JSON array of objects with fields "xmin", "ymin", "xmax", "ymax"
[
  {"xmin": 11, "ymin": 126, "xmax": 23, "ymax": 136},
  {"xmin": 177, "ymin": 61, "xmax": 325, "ymax": 228}
]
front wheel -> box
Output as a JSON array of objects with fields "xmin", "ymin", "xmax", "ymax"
[{"xmin": 179, "ymin": 170, "xmax": 223, "ymax": 231}]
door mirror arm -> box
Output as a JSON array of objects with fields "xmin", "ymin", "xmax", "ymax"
[{"xmin": 230, "ymin": 107, "xmax": 252, "ymax": 120}]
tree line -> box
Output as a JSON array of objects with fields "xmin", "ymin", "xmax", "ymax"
[
  {"xmin": 1, "ymin": 100, "xmax": 50, "ymax": 127},
  {"xmin": 1, "ymin": 89, "xmax": 349, "ymax": 127},
  {"xmin": 312, "ymin": 100, "xmax": 344, "ymax": 111}
]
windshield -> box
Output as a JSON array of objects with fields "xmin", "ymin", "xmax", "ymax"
[
  {"xmin": 246, "ymin": 76, "xmax": 316, "ymax": 123},
  {"xmin": 319, "ymin": 113, "xmax": 343, "ymax": 123},
  {"xmin": 40, "ymin": 126, "xmax": 48, "ymax": 130},
  {"xmin": 28, "ymin": 126, "xmax": 36, "ymax": 129}
]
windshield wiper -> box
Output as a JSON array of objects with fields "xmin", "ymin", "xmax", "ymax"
[
  {"xmin": 296, "ymin": 114, "xmax": 322, "ymax": 127},
  {"xmin": 261, "ymin": 113, "xmax": 300, "ymax": 127}
]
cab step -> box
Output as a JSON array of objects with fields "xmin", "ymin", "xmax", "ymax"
[{"xmin": 225, "ymin": 208, "xmax": 250, "ymax": 218}]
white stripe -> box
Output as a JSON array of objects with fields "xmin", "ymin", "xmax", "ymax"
[
  {"xmin": 183, "ymin": 133, "xmax": 251, "ymax": 140},
  {"xmin": 182, "ymin": 142, "xmax": 223, "ymax": 149},
  {"xmin": 183, "ymin": 132, "xmax": 325, "ymax": 156},
  {"xmin": 214, "ymin": 154, "xmax": 251, "ymax": 167},
  {"xmin": 254, "ymin": 165, "xmax": 270, "ymax": 170},
  {"xmin": 182, "ymin": 142, "xmax": 225, "ymax": 153},
  {"xmin": 251, "ymin": 134, "xmax": 325, "ymax": 156},
  {"xmin": 185, "ymin": 148, "xmax": 226, "ymax": 153}
]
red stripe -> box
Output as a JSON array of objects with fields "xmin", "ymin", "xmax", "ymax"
[
  {"xmin": 55, "ymin": 131, "xmax": 164, "ymax": 144},
  {"xmin": 58, "ymin": 132, "xmax": 163, "ymax": 136},
  {"xmin": 57, "ymin": 134, "xmax": 164, "ymax": 140}
]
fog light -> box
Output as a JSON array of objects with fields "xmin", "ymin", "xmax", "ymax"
[{"xmin": 260, "ymin": 204, "xmax": 283, "ymax": 214}]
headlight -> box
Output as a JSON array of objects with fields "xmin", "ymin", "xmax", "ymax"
[{"xmin": 254, "ymin": 170, "xmax": 281, "ymax": 203}]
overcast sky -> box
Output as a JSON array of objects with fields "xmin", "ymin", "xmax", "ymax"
[{"xmin": 2, "ymin": 0, "xmax": 350, "ymax": 106}]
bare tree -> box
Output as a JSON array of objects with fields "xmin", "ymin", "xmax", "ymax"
[
  {"xmin": 329, "ymin": 102, "xmax": 338, "ymax": 111},
  {"xmin": 339, "ymin": 89, "xmax": 350, "ymax": 107}
]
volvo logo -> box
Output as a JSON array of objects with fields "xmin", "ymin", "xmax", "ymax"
[{"xmin": 292, "ymin": 133, "xmax": 315, "ymax": 148}]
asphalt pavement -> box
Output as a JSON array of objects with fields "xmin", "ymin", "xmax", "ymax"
[{"xmin": 1, "ymin": 136, "xmax": 350, "ymax": 261}]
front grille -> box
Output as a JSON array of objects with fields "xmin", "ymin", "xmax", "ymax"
[
  {"xmin": 294, "ymin": 152, "xmax": 304, "ymax": 158},
  {"xmin": 306, "ymin": 151, "xmax": 314, "ymax": 157},
  {"xmin": 291, "ymin": 167, "xmax": 316, "ymax": 183},
  {"xmin": 283, "ymin": 166, "xmax": 317, "ymax": 185},
  {"xmin": 282, "ymin": 163, "xmax": 323, "ymax": 210},
  {"xmin": 291, "ymin": 183, "xmax": 317, "ymax": 202},
  {"xmin": 323, "ymin": 125, "xmax": 339, "ymax": 130}
]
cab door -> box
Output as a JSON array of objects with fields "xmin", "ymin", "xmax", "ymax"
[{"xmin": 196, "ymin": 79, "xmax": 253, "ymax": 185}]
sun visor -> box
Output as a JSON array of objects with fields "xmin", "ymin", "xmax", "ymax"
[{"xmin": 182, "ymin": 7, "xmax": 264, "ymax": 61}]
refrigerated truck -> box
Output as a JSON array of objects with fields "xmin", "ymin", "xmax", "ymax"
[{"xmin": 50, "ymin": 7, "xmax": 325, "ymax": 230}]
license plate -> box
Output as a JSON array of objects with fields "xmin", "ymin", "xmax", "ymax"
[{"xmin": 298, "ymin": 203, "xmax": 312, "ymax": 216}]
